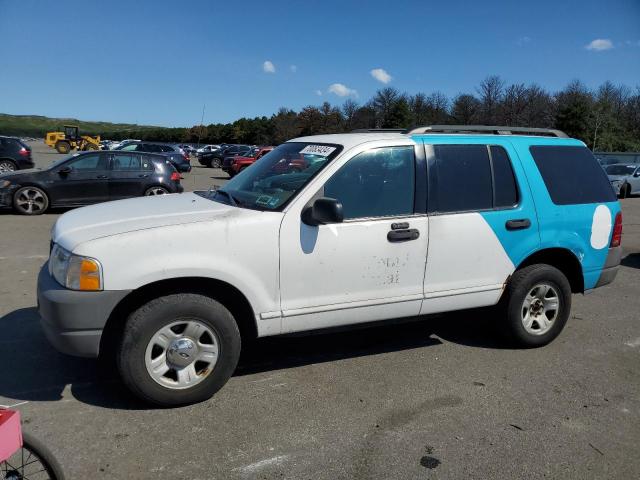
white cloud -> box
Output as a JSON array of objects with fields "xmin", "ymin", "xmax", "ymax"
[
  {"xmin": 290, "ymin": 65, "xmax": 297, "ymax": 73},
  {"xmin": 328, "ymin": 83, "xmax": 358, "ymax": 97},
  {"xmin": 370, "ymin": 68, "xmax": 392, "ymax": 84},
  {"xmin": 585, "ymin": 39, "xmax": 613, "ymax": 51},
  {"xmin": 263, "ymin": 60, "xmax": 276, "ymax": 73},
  {"xmin": 315, "ymin": 90, "xmax": 323, "ymax": 96},
  {"xmin": 516, "ymin": 36, "xmax": 531, "ymax": 46}
]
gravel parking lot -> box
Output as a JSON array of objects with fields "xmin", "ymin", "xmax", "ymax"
[{"xmin": 1, "ymin": 141, "xmax": 639, "ymax": 479}]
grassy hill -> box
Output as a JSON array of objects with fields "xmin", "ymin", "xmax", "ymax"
[{"xmin": 0, "ymin": 113, "xmax": 167, "ymax": 139}]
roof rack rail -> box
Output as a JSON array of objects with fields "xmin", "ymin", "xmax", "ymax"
[
  {"xmin": 351, "ymin": 128, "xmax": 407, "ymax": 133},
  {"xmin": 407, "ymin": 125, "xmax": 568, "ymax": 138}
]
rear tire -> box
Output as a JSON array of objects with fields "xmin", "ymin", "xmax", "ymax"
[
  {"xmin": 55, "ymin": 141, "xmax": 71, "ymax": 154},
  {"xmin": 211, "ymin": 158, "xmax": 221, "ymax": 168},
  {"xmin": 13, "ymin": 186, "xmax": 49, "ymax": 215},
  {"xmin": 500, "ymin": 264, "xmax": 571, "ymax": 347},
  {"xmin": 117, "ymin": 293, "xmax": 241, "ymax": 406},
  {"xmin": 0, "ymin": 159, "xmax": 17, "ymax": 173}
]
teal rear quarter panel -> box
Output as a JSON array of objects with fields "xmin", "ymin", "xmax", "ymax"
[{"xmin": 509, "ymin": 137, "xmax": 621, "ymax": 290}]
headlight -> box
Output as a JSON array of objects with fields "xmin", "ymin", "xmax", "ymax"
[
  {"xmin": 49, "ymin": 244, "xmax": 103, "ymax": 291},
  {"xmin": 0, "ymin": 180, "xmax": 11, "ymax": 188}
]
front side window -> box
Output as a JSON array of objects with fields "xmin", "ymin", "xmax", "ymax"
[
  {"xmin": 66, "ymin": 154, "xmax": 104, "ymax": 171},
  {"xmin": 212, "ymin": 142, "xmax": 342, "ymax": 211},
  {"xmin": 324, "ymin": 147, "xmax": 415, "ymax": 220},
  {"xmin": 530, "ymin": 146, "xmax": 617, "ymax": 205}
]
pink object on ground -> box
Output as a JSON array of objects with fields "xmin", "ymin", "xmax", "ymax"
[{"xmin": 0, "ymin": 409, "xmax": 23, "ymax": 463}]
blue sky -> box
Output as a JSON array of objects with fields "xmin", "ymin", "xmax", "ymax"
[{"xmin": 1, "ymin": 0, "xmax": 639, "ymax": 127}]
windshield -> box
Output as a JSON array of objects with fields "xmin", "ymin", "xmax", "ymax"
[
  {"xmin": 246, "ymin": 147, "xmax": 260, "ymax": 158},
  {"xmin": 605, "ymin": 165, "xmax": 636, "ymax": 175},
  {"xmin": 210, "ymin": 142, "xmax": 342, "ymax": 210}
]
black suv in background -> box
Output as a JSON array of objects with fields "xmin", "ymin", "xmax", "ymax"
[
  {"xmin": 0, "ymin": 151, "xmax": 183, "ymax": 215},
  {"xmin": 0, "ymin": 136, "xmax": 34, "ymax": 172},
  {"xmin": 197, "ymin": 144, "xmax": 252, "ymax": 168},
  {"xmin": 114, "ymin": 142, "xmax": 191, "ymax": 172}
]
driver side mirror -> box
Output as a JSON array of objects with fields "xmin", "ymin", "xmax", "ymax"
[
  {"xmin": 301, "ymin": 197, "xmax": 344, "ymax": 226},
  {"xmin": 58, "ymin": 166, "xmax": 72, "ymax": 175}
]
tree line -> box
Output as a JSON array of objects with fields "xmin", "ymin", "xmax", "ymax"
[{"xmin": 112, "ymin": 76, "xmax": 640, "ymax": 152}]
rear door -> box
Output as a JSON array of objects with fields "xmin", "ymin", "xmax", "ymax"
[
  {"xmin": 421, "ymin": 141, "xmax": 539, "ymax": 313},
  {"xmin": 108, "ymin": 153, "xmax": 154, "ymax": 199},
  {"xmin": 49, "ymin": 153, "xmax": 109, "ymax": 205}
]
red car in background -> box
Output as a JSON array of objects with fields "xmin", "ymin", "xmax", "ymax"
[{"xmin": 223, "ymin": 146, "xmax": 275, "ymax": 177}]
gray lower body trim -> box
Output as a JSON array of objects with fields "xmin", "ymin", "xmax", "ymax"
[
  {"xmin": 594, "ymin": 246, "xmax": 622, "ymax": 289},
  {"xmin": 37, "ymin": 264, "xmax": 131, "ymax": 358}
]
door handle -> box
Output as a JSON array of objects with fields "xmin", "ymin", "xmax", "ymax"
[
  {"xmin": 96, "ymin": 175, "xmax": 108, "ymax": 179},
  {"xmin": 505, "ymin": 218, "xmax": 531, "ymax": 230},
  {"xmin": 387, "ymin": 229, "xmax": 420, "ymax": 242}
]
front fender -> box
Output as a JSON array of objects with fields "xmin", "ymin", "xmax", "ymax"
[{"xmin": 72, "ymin": 215, "xmax": 282, "ymax": 319}]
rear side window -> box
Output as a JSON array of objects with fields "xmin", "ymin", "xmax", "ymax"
[
  {"xmin": 491, "ymin": 146, "xmax": 518, "ymax": 208},
  {"xmin": 433, "ymin": 145, "xmax": 493, "ymax": 212},
  {"xmin": 530, "ymin": 146, "xmax": 616, "ymax": 204}
]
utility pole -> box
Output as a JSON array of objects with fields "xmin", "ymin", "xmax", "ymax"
[{"xmin": 196, "ymin": 104, "xmax": 206, "ymax": 148}]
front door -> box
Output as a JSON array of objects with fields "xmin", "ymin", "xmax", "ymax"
[
  {"xmin": 279, "ymin": 145, "xmax": 428, "ymax": 333},
  {"xmin": 50, "ymin": 153, "xmax": 109, "ymax": 205}
]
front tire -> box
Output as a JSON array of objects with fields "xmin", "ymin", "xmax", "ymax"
[
  {"xmin": 144, "ymin": 186, "xmax": 169, "ymax": 196},
  {"xmin": 620, "ymin": 184, "xmax": 631, "ymax": 199},
  {"xmin": 13, "ymin": 186, "xmax": 49, "ymax": 215},
  {"xmin": 210, "ymin": 158, "xmax": 222, "ymax": 168},
  {"xmin": 500, "ymin": 264, "xmax": 571, "ymax": 347},
  {"xmin": 117, "ymin": 293, "xmax": 241, "ymax": 406},
  {"xmin": 55, "ymin": 141, "xmax": 71, "ymax": 154}
]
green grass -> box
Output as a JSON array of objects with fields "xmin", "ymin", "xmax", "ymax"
[{"xmin": 0, "ymin": 113, "xmax": 166, "ymax": 139}]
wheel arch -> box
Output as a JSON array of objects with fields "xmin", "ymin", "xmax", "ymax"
[
  {"xmin": 99, "ymin": 276, "xmax": 258, "ymax": 359},
  {"xmin": 515, "ymin": 247, "xmax": 584, "ymax": 293}
]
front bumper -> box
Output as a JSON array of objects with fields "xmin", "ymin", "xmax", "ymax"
[{"xmin": 37, "ymin": 264, "xmax": 131, "ymax": 358}]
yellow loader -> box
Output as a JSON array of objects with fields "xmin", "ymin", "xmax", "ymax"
[{"xmin": 45, "ymin": 125, "xmax": 101, "ymax": 154}]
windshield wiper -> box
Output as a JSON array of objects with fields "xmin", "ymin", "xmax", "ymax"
[{"xmin": 215, "ymin": 189, "xmax": 239, "ymax": 207}]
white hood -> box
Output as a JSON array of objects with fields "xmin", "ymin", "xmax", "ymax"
[{"xmin": 52, "ymin": 193, "xmax": 240, "ymax": 251}]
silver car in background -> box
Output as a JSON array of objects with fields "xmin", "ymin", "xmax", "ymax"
[{"xmin": 605, "ymin": 163, "xmax": 640, "ymax": 198}]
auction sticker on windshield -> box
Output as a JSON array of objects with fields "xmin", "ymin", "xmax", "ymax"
[{"xmin": 300, "ymin": 145, "xmax": 336, "ymax": 156}]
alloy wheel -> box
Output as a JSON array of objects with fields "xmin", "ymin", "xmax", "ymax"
[
  {"xmin": 145, "ymin": 320, "xmax": 220, "ymax": 390},
  {"xmin": 15, "ymin": 188, "xmax": 47, "ymax": 214},
  {"xmin": 0, "ymin": 160, "xmax": 16, "ymax": 173},
  {"xmin": 521, "ymin": 283, "xmax": 560, "ymax": 335}
]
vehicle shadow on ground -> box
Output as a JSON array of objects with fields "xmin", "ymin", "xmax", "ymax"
[
  {"xmin": 621, "ymin": 252, "xmax": 640, "ymax": 269},
  {"xmin": 0, "ymin": 208, "xmax": 72, "ymax": 216},
  {"xmin": 0, "ymin": 305, "xmax": 502, "ymax": 410}
]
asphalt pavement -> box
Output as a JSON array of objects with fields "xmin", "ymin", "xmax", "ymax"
[{"xmin": 0, "ymin": 141, "xmax": 638, "ymax": 479}]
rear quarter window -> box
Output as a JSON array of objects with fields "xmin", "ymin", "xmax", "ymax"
[{"xmin": 530, "ymin": 146, "xmax": 616, "ymax": 205}]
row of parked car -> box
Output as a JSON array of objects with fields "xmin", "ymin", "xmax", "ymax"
[{"xmin": 0, "ymin": 135, "xmax": 185, "ymax": 215}]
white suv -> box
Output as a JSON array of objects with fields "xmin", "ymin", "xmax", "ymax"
[{"xmin": 38, "ymin": 127, "xmax": 622, "ymax": 406}]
